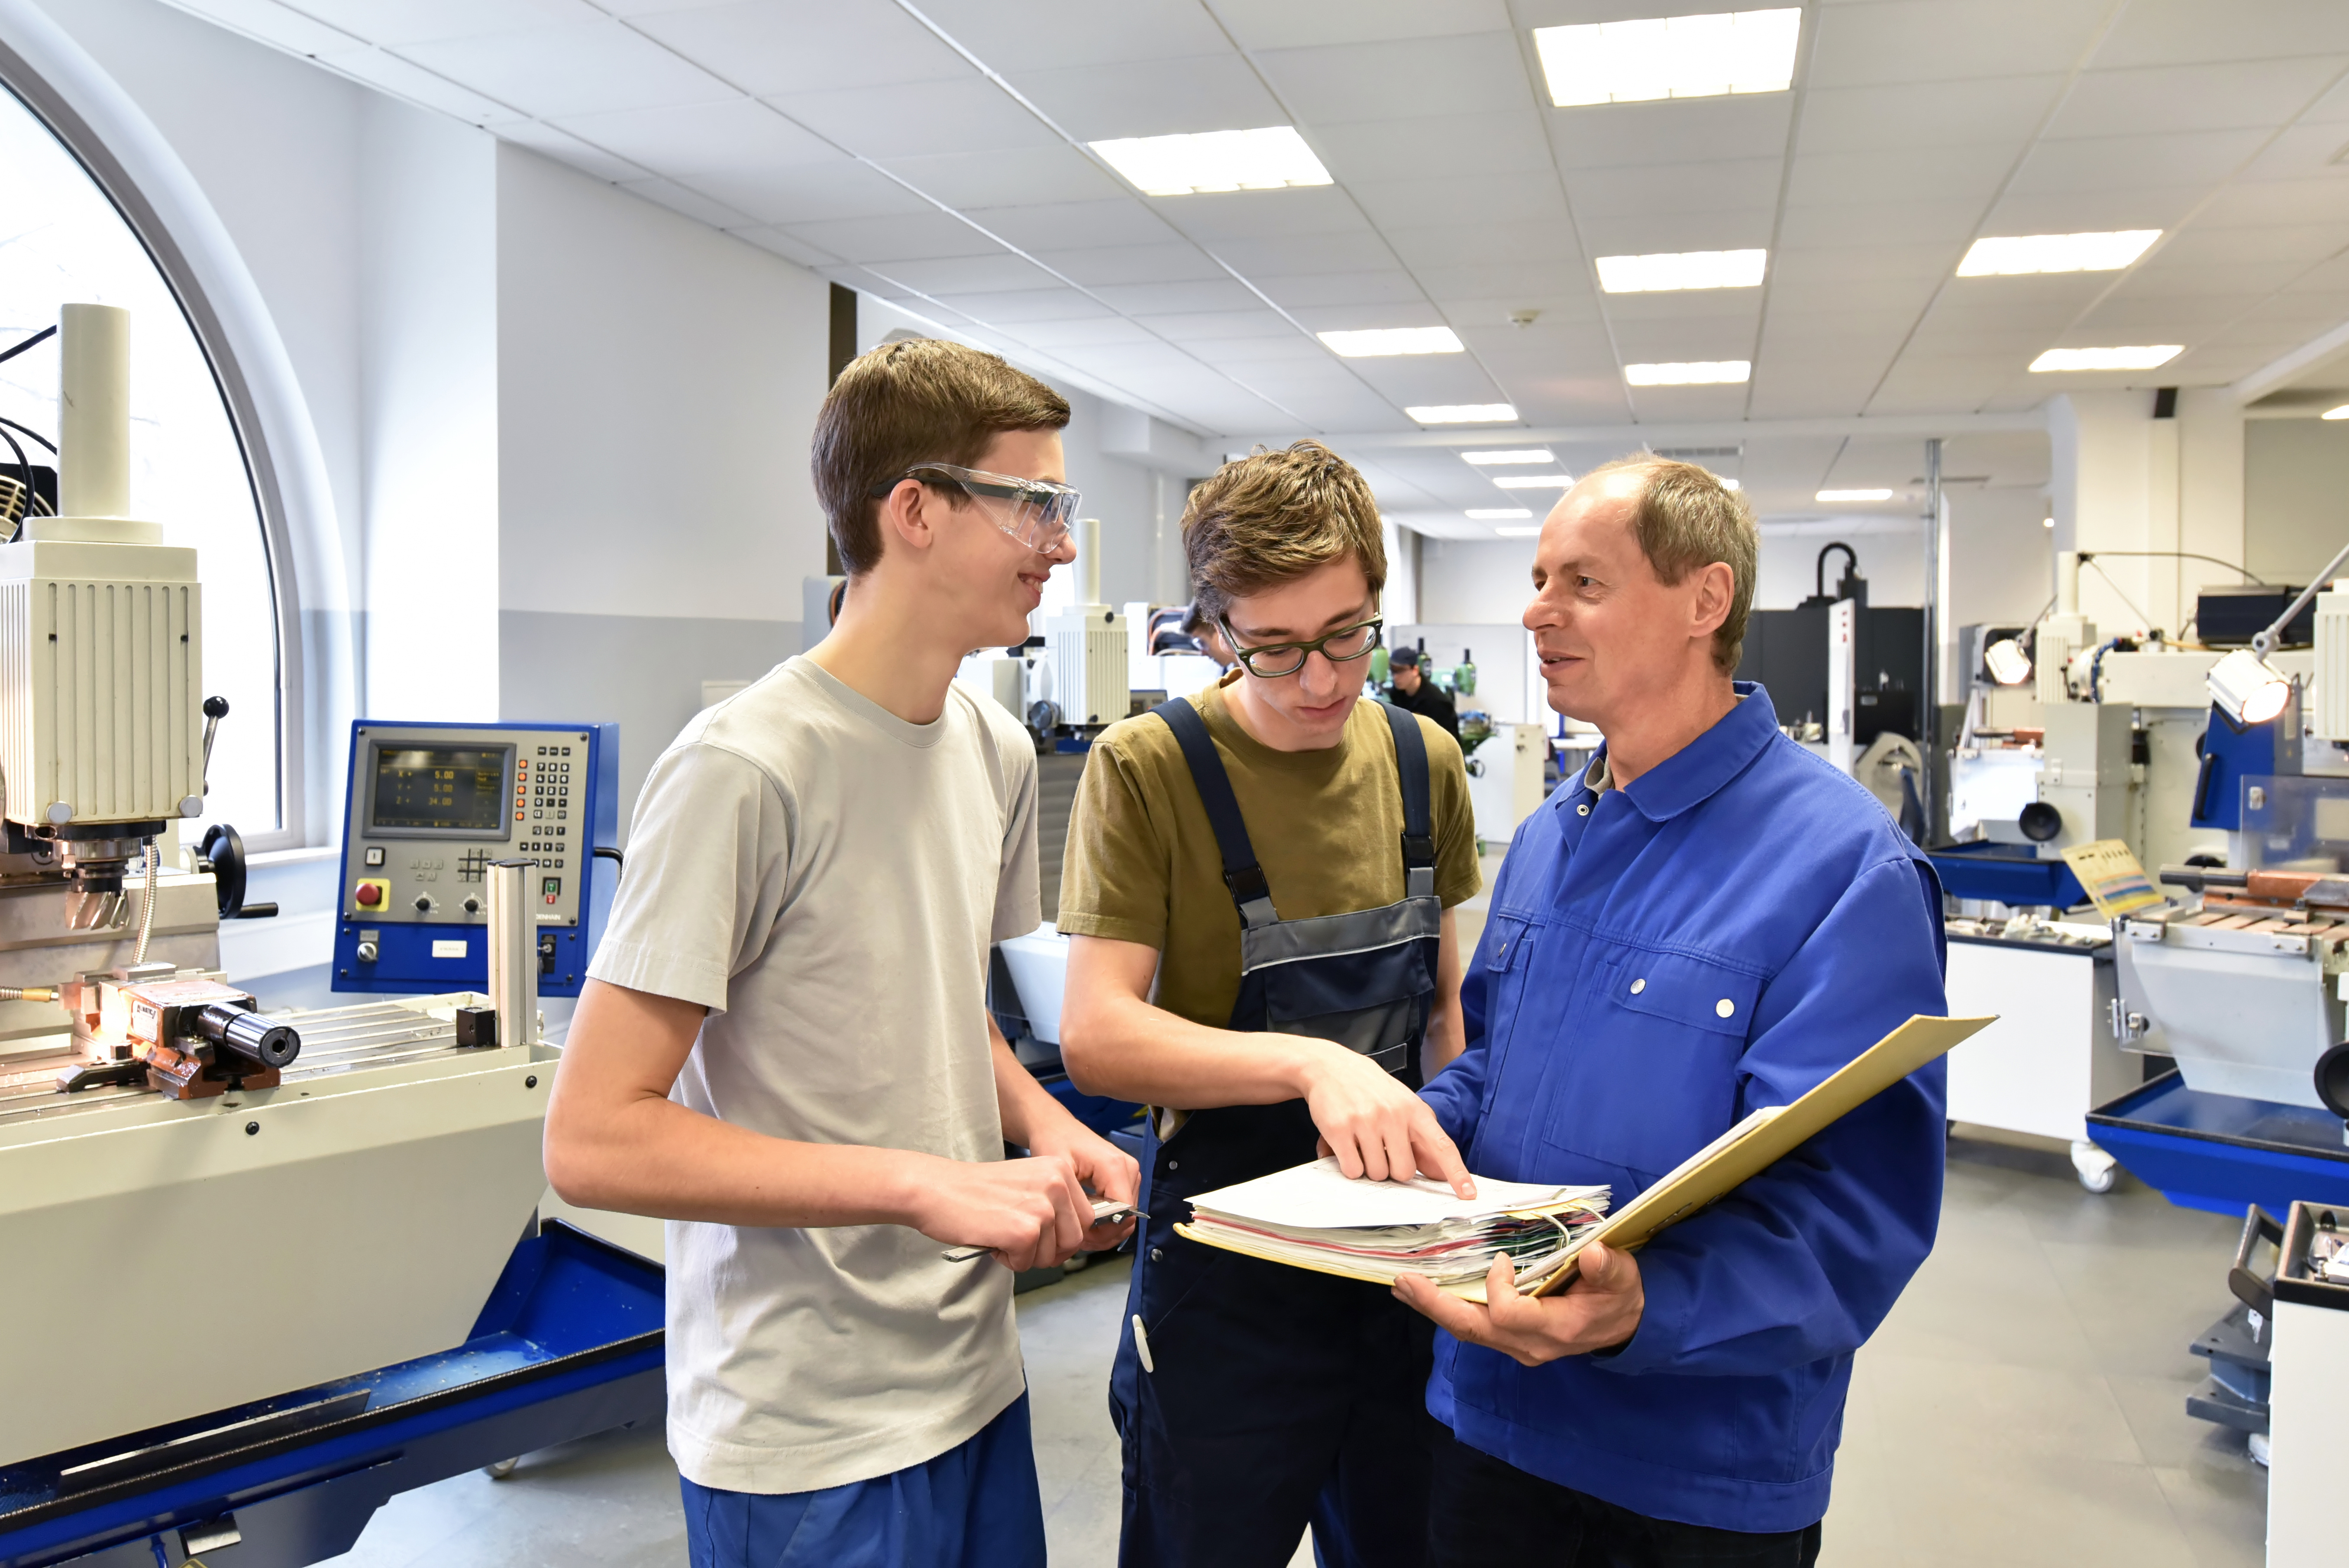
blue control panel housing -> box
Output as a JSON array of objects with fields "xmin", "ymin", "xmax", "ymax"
[{"xmin": 332, "ymin": 720, "xmax": 619, "ymax": 996}]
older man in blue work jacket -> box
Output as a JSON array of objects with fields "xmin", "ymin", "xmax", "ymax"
[{"xmin": 1399, "ymin": 456, "xmax": 1947, "ymax": 1568}]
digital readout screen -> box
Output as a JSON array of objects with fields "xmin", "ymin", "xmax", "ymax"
[{"xmin": 371, "ymin": 747, "xmax": 508, "ymax": 832}]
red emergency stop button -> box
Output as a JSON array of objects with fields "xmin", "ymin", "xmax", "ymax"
[{"xmin": 354, "ymin": 879, "xmax": 387, "ymax": 908}]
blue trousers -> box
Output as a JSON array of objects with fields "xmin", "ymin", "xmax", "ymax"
[{"xmin": 681, "ymin": 1393, "xmax": 1046, "ymax": 1568}]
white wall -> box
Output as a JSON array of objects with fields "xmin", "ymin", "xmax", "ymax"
[
  {"xmin": 1753, "ymin": 520, "xmax": 1923, "ymax": 609},
  {"xmin": 493, "ymin": 144, "xmax": 833, "ymax": 824},
  {"xmin": 2246, "ymin": 415, "xmax": 2349, "ymax": 584},
  {"xmin": 1418, "ymin": 537, "xmax": 1536, "ymax": 624},
  {"xmin": 1946, "ymin": 487, "xmax": 2054, "ymax": 630},
  {"xmin": 361, "ymin": 101, "xmax": 498, "ymax": 719}
]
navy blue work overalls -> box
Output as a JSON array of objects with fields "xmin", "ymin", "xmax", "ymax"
[{"xmin": 1109, "ymin": 698, "xmax": 1445, "ymax": 1568}]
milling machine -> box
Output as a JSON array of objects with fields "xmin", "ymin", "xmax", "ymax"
[{"xmin": 0, "ymin": 308, "xmax": 660, "ymax": 1568}]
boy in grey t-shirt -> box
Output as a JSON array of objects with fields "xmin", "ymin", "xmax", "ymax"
[{"xmin": 546, "ymin": 339, "xmax": 1139, "ymax": 1568}]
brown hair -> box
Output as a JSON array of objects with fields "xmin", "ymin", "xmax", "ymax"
[
  {"xmin": 810, "ymin": 338, "xmax": 1070, "ymax": 575},
  {"xmin": 1183, "ymin": 440, "xmax": 1386, "ymax": 623},
  {"xmin": 1581, "ymin": 455, "xmax": 1758, "ymax": 671}
]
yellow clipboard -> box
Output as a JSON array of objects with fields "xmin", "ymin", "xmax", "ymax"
[{"xmin": 1175, "ymin": 1012, "xmax": 1994, "ymax": 1303}]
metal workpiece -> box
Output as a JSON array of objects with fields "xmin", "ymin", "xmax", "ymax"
[{"xmin": 486, "ymin": 860, "xmax": 540, "ymax": 1052}]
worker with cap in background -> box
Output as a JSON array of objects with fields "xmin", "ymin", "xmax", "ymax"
[{"xmin": 1385, "ymin": 647, "xmax": 1460, "ymax": 741}]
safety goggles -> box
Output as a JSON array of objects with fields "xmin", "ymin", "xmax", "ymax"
[
  {"xmin": 870, "ymin": 463, "xmax": 1081, "ymax": 555},
  {"xmin": 1218, "ymin": 616, "xmax": 1383, "ymax": 679}
]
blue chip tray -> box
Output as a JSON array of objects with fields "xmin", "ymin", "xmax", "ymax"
[{"xmin": 1927, "ymin": 841, "xmax": 2087, "ymax": 908}]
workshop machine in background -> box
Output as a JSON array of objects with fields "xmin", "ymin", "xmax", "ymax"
[
  {"xmin": 330, "ymin": 721, "xmax": 619, "ymax": 998},
  {"xmin": 0, "ymin": 307, "xmax": 660, "ymax": 1568}
]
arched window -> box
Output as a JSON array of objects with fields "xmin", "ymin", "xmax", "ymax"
[{"xmin": 0, "ymin": 83, "xmax": 280, "ymax": 834}]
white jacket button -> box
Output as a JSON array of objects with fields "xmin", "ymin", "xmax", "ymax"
[{"xmin": 1716, "ymin": 998, "xmax": 1736, "ymax": 1018}]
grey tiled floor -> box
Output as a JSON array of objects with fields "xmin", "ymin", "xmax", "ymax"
[{"xmin": 322, "ymin": 1138, "xmax": 2265, "ymax": 1567}]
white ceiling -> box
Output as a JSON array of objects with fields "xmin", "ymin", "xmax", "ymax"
[{"xmin": 159, "ymin": 0, "xmax": 2349, "ymax": 532}]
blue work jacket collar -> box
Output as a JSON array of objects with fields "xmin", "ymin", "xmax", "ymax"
[{"xmin": 1573, "ymin": 682, "xmax": 1780, "ymax": 824}]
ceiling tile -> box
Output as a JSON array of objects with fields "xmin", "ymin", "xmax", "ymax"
[
  {"xmin": 627, "ymin": 1, "xmax": 972, "ymax": 94},
  {"xmin": 1134, "ymin": 309, "xmax": 1299, "ymax": 342},
  {"xmin": 2152, "ymin": 223, "xmax": 2349, "ymax": 268},
  {"xmin": 1197, "ymin": 232, "xmax": 1395, "ymax": 278},
  {"xmin": 874, "ymin": 254, "xmax": 1063, "ymax": 295},
  {"xmin": 292, "ymin": 0, "xmax": 602, "ymax": 46},
  {"xmin": 1797, "ymin": 78, "xmax": 2065, "ymax": 155},
  {"xmin": 914, "ymin": 0, "xmax": 1230, "ymax": 69},
  {"xmin": 766, "ymin": 78, "xmax": 1063, "ymax": 159},
  {"xmin": 1183, "ymin": 335, "xmax": 1331, "ymax": 366},
  {"xmin": 1412, "ymin": 261, "xmax": 1593, "ymax": 307},
  {"xmin": 2006, "ymin": 130, "xmax": 2270, "ymax": 195},
  {"xmin": 1307, "ymin": 110, "xmax": 1554, "ymax": 183},
  {"xmin": 1027, "ymin": 243, "xmax": 1229, "ymax": 286},
  {"xmin": 397, "ymin": 20, "xmax": 737, "ymax": 117},
  {"xmin": 1255, "ymin": 272, "xmax": 1431, "ymax": 308},
  {"xmin": 1776, "ymin": 200, "xmax": 1987, "ymax": 249},
  {"xmin": 987, "ymin": 316, "xmax": 1158, "ymax": 348},
  {"xmin": 1547, "ymin": 94, "xmax": 1795, "ymax": 171},
  {"xmin": 1563, "ymin": 159, "xmax": 1784, "ymax": 218},
  {"xmin": 731, "ymin": 225, "xmax": 840, "ymax": 267},
  {"xmin": 1092, "ymin": 279, "xmax": 1270, "ymax": 314},
  {"xmin": 173, "ymin": 0, "xmax": 367, "ymax": 55},
  {"xmin": 547, "ymin": 96, "xmax": 833, "ymax": 172},
  {"xmin": 1221, "ymin": 0, "xmax": 1512, "ymax": 51},
  {"xmin": 2093, "ymin": 0, "xmax": 2349, "ymax": 69},
  {"xmin": 1783, "ymin": 146, "xmax": 2014, "ymax": 209},
  {"xmin": 2047, "ymin": 60, "xmax": 2349, "ymax": 139},
  {"xmin": 1347, "ymin": 171, "xmax": 1571, "ymax": 232},
  {"xmin": 687, "ymin": 158, "xmax": 933, "ymax": 225},
  {"xmin": 1005, "ymin": 55, "xmax": 1286, "ymax": 143},
  {"xmin": 1148, "ymin": 185, "xmax": 1380, "ymax": 243},
  {"xmin": 1807, "ymin": 0, "xmax": 2118, "ymax": 89},
  {"xmin": 1253, "ymin": 32, "xmax": 1531, "ymax": 126},
  {"xmin": 936, "ymin": 290, "xmax": 1117, "ymax": 327},
  {"xmin": 960, "ymin": 200, "xmax": 1173, "ymax": 252},
  {"xmin": 1383, "ymin": 219, "xmax": 1582, "ymax": 269},
  {"xmin": 787, "ymin": 210, "xmax": 1003, "ymax": 263},
  {"xmin": 1980, "ymin": 187, "xmax": 2206, "ymax": 233},
  {"xmin": 312, "ymin": 44, "xmax": 529, "ymax": 120},
  {"xmin": 2195, "ymin": 179, "xmax": 2349, "ymax": 229},
  {"xmin": 876, "ymin": 145, "xmax": 1126, "ymax": 209}
]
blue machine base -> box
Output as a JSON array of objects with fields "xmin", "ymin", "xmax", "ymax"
[
  {"xmin": 0, "ymin": 1222, "xmax": 663, "ymax": 1568},
  {"xmin": 2087, "ymin": 1072, "xmax": 2349, "ymax": 1217},
  {"xmin": 1926, "ymin": 841, "xmax": 2087, "ymax": 908}
]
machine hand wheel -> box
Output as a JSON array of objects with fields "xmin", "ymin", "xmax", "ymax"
[
  {"xmin": 2316, "ymin": 1041, "xmax": 2349, "ymax": 1122},
  {"xmin": 200, "ymin": 823, "xmax": 248, "ymax": 918}
]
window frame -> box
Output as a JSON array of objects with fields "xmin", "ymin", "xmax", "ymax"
[{"xmin": 0, "ymin": 40, "xmax": 306, "ymax": 850}]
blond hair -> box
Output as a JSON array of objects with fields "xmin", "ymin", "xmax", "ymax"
[
  {"xmin": 1183, "ymin": 440, "xmax": 1386, "ymax": 622},
  {"xmin": 1583, "ymin": 456, "xmax": 1759, "ymax": 671}
]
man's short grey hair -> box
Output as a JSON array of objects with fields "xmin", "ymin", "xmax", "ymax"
[{"xmin": 1583, "ymin": 456, "xmax": 1760, "ymax": 672}]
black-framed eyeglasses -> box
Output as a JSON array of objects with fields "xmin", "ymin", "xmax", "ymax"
[
  {"xmin": 1217, "ymin": 616, "xmax": 1383, "ymax": 679},
  {"xmin": 866, "ymin": 462, "xmax": 1080, "ymax": 555}
]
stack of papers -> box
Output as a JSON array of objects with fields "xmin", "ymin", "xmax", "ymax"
[{"xmin": 1180, "ymin": 1158, "xmax": 1609, "ymax": 1295}]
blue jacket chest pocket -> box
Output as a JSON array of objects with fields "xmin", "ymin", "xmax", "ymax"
[{"xmin": 1539, "ymin": 946, "xmax": 1763, "ymax": 1178}]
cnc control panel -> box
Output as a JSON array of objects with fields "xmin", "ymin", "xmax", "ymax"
[{"xmin": 332, "ymin": 720, "xmax": 619, "ymax": 996}]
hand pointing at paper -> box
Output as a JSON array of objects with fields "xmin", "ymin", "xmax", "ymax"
[{"xmin": 1393, "ymin": 1239, "xmax": 1645, "ymax": 1366}]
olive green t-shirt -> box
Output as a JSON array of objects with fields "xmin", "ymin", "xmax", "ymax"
[{"xmin": 1057, "ymin": 677, "xmax": 1481, "ymax": 1030}]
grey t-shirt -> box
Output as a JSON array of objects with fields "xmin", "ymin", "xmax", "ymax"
[{"xmin": 587, "ymin": 656, "xmax": 1041, "ymax": 1494}]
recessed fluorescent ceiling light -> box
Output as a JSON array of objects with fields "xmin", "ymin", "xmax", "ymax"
[
  {"xmin": 1957, "ymin": 230, "xmax": 2160, "ymax": 276},
  {"xmin": 1318, "ymin": 327, "xmax": 1464, "ymax": 357},
  {"xmin": 1461, "ymin": 449, "xmax": 1556, "ymax": 465},
  {"xmin": 2325, "ymin": 404, "xmax": 2349, "ymax": 420},
  {"xmin": 2028, "ymin": 345, "xmax": 2183, "ymax": 372},
  {"xmin": 1493, "ymin": 474, "xmax": 1574, "ymax": 489},
  {"xmin": 1467, "ymin": 508, "xmax": 1533, "ymax": 518},
  {"xmin": 1596, "ymin": 249, "xmax": 1767, "ymax": 292},
  {"xmin": 1625, "ymin": 360, "xmax": 1750, "ymax": 385},
  {"xmin": 1536, "ymin": 8, "xmax": 1801, "ymax": 107},
  {"xmin": 1817, "ymin": 488, "xmax": 1894, "ymax": 502},
  {"xmin": 1406, "ymin": 404, "xmax": 1517, "ymax": 423},
  {"xmin": 1088, "ymin": 125, "xmax": 1331, "ymax": 196},
  {"xmin": 1495, "ymin": 526, "xmax": 1543, "ymax": 537}
]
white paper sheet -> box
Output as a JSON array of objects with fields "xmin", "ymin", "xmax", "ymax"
[{"xmin": 1185, "ymin": 1157, "xmax": 1606, "ymax": 1230}]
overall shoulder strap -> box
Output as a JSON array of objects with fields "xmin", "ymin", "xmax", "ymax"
[
  {"xmin": 1379, "ymin": 701, "xmax": 1438, "ymax": 900},
  {"xmin": 1153, "ymin": 699, "xmax": 1278, "ymax": 928}
]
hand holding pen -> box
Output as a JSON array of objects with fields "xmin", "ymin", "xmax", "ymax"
[{"xmin": 944, "ymin": 1197, "xmax": 1148, "ymax": 1263}]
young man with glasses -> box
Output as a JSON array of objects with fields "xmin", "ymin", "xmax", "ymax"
[
  {"xmin": 1057, "ymin": 441, "xmax": 1483, "ymax": 1568},
  {"xmin": 545, "ymin": 338, "xmax": 1139, "ymax": 1568}
]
